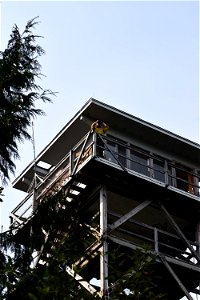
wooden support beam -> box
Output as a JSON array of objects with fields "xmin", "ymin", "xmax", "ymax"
[
  {"xmin": 195, "ymin": 221, "xmax": 200, "ymax": 296},
  {"xmin": 158, "ymin": 254, "xmax": 193, "ymax": 300},
  {"xmin": 32, "ymin": 230, "xmax": 49, "ymax": 268},
  {"xmin": 72, "ymin": 240, "xmax": 102, "ymax": 269},
  {"xmin": 71, "ymin": 130, "xmax": 92, "ymax": 176},
  {"xmin": 165, "ymin": 255, "xmax": 200, "ymax": 273},
  {"xmin": 196, "ymin": 222, "xmax": 200, "ymax": 258},
  {"xmin": 154, "ymin": 227, "xmax": 159, "ymax": 253},
  {"xmin": 9, "ymin": 213, "xmax": 24, "ymax": 225},
  {"xmin": 66, "ymin": 266, "xmax": 100, "ymax": 296},
  {"xmin": 109, "ymin": 235, "xmax": 200, "ymax": 272},
  {"xmin": 100, "ymin": 186, "xmax": 109, "ymax": 299},
  {"xmin": 160, "ymin": 203, "xmax": 200, "ymax": 263},
  {"xmin": 98, "ymin": 134, "xmax": 127, "ymax": 173},
  {"xmin": 109, "ymin": 199, "xmax": 152, "ymax": 231},
  {"xmin": 108, "ymin": 235, "xmax": 140, "ymax": 251}
]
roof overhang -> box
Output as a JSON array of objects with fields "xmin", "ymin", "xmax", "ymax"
[{"xmin": 13, "ymin": 98, "xmax": 200, "ymax": 192}]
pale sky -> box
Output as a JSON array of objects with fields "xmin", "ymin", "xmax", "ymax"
[{"xmin": 0, "ymin": 1, "xmax": 199, "ymax": 298}]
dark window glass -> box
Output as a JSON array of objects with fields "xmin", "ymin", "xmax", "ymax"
[
  {"xmin": 96, "ymin": 135, "xmax": 105, "ymax": 157},
  {"xmin": 105, "ymin": 136, "xmax": 127, "ymax": 167},
  {"xmin": 105, "ymin": 141, "xmax": 117, "ymax": 163},
  {"xmin": 130, "ymin": 150, "xmax": 149, "ymax": 176},
  {"xmin": 153, "ymin": 158, "xmax": 165, "ymax": 182},
  {"xmin": 118, "ymin": 144, "xmax": 127, "ymax": 167},
  {"xmin": 175, "ymin": 165, "xmax": 194, "ymax": 193},
  {"xmin": 167, "ymin": 165, "xmax": 174, "ymax": 186}
]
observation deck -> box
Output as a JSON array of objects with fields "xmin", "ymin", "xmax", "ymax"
[
  {"xmin": 10, "ymin": 130, "xmax": 200, "ymax": 228},
  {"xmin": 10, "ymin": 98, "xmax": 200, "ymax": 299}
]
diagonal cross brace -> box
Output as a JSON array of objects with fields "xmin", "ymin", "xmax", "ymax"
[
  {"xmin": 71, "ymin": 130, "xmax": 93, "ymax": 177},
  {"xmin": 32, "ymin": 230, "xmax": 49, "ymax": 268},
  {"xmin": 97, "ymin": 134, "xmax": 128, "ymax": 173},
  {"xmin": 66, "ymin": 266, "xmax": 100, "ymax": 296},
  {"xmin": 109, "ymin": 199, "xmax": 152, "ymax": 231},
  {"xmin": 158, "ymin": 253, "xmax": 193, "ymax": 300},
  {"xmin": 160, "ymin": 203, "xmax": 200, "ymax": 264},
  {"xmin": 72, "ymin": 240, "xmax": 102, "ymax": 269}
]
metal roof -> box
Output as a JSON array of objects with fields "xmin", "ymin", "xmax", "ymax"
[{"xmin": 13, "ymin": 98, "xmax": 200, "ymax": 192}]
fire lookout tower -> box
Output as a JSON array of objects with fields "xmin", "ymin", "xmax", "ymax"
[{"xmin": 10, "ymin": 99, "xmax": 200, "ymax": 299}]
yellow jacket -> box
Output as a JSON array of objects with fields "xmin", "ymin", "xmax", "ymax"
[{"xmin": 91, "ymin": 121, "xmax": 109, "ymax": 134}]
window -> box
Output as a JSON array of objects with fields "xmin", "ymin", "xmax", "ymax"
[
  {"xmin": 118, "ymin": 144, "xmax": 127, "ymax": 167},
  {"xmin": 104, "ymin": 140, "xmax": 118, "ymax": 164},
  {"xmin": 167, "ymin": 164, "xmax": 176, "ymax": 187},
  {"xmin": 103, "ymin": 135, "xmax": 199, "ymax": 198},
  {"xmin": 153, "ymin": 157, "xmax": 165, "ymax": 182},
  {"xmin": 130, "ymin": 147, "xmax": 149, "ymax": 176},
  {"xmin": 35, "ymin": 161, "xmax": 53, "ymax": 178},
  {"xmin": 104, "ymin": 136, "xmax": 127, "ymax": 167},
  {"xmin": 175, "ymin": 164, "xmax": 195, "ymax": 194}
]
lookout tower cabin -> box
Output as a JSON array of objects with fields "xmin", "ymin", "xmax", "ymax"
[{"xmin": 10, "ymin": 98, "xmax": 200, "ymax": 299}]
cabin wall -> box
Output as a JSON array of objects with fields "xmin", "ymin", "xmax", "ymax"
[{"xmin": 109, "ymin": 128, "xmax": 198, "ymax": 169}]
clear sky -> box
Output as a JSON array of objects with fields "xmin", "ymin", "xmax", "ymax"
[
  {"xmin": 0, "ymin": 1, "xmax": 199, "ymax": 297},
  {"xmin": 1, "ymin": 0, "xmax": 199, "ymax": 237}
]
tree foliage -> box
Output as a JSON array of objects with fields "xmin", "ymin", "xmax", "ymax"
[
  {"xmin": 0, "ymin": 191, "xmax": 99, "ymax": 299},
  {"xmin": 0, "ymin": 189, "xmax": 166, "ymax": 299},
  {"xmin": 0, "ymin": 17, "xmax": 54, "ymax": 184},
  {"xmin": 0, "ymin": 18, "xmax": 167, "ymax": 300}
]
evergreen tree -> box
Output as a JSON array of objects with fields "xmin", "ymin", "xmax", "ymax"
[
  {"xmin": 0, "ymin": 18, "xmax": 166, "ymax": 300},
  {"xmin": 0, "ymin": 17, "xmax": 54, "ymax": 184},
  {"xmin": 0, "ymin": 189, "xmax": 166, "ymax": 299}
]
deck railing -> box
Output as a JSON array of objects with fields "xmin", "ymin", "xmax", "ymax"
[
  {"xmin": 100, "ymin": 135, "xmax": 200, "ymax": 197},
  {"xmin": 10, "ymin": 132, "xmax": 95, "ymax": 228},
  {"xmin": 108, "ymin": 210, "xmax": 199, "ymax": 267},
  {"xmin": 10, "ymin": 132, "xmax": 200, "ymax": 228}
]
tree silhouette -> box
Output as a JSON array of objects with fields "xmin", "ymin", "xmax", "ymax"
[{"xmin": 0, "ymin": 17, "xmax": 55, "ymax": 184}]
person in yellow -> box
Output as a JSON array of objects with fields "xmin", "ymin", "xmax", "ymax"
[
  {"xmin": 91, "ymin": 120, "xmax": 109, "ymax": 157},
  {"xmin": 91, "ymin": 120, "xmax": 109, "ymax": 134}
]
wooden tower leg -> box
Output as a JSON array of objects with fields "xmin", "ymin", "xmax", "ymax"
[
  {"xmin": 100, "ymin": 186, "xmax": 109, "ymax": 299},
  {"xmin": 196, "ymin": 222, "xmax": 200, "ymax": 295}
]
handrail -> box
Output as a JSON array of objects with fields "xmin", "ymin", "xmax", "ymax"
[
  {"xmin": 108, "ymin": 210, "xmax": 199, "ymax": 264},
  {"xmin": 10, "ymin": 132, "xmax": 95, "ymax": 226},
  {"xmin": 10, "ymin": 132, "xmax": 200, "ymax": 227},
  {"xmin": 11, "ymin": 191, "xmax": 33, "ymax": 214},
  {"xmin": 100, "ymin": 135, "xmax": 200, "ymax": 196}
]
